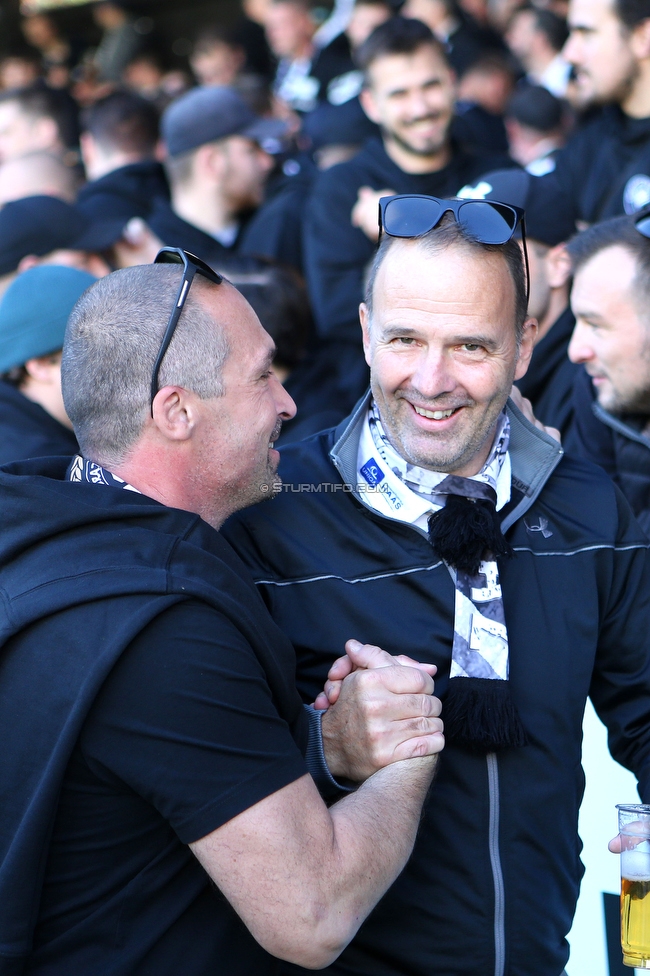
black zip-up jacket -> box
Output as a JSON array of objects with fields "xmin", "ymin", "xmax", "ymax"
[
  {"xmin": 568, "ymin": 367, "xmax": 650, "ymax": 537},
  {"xmin": 525, "ymin": 105, "xmax": 650, "ymax": 231},
  {"xmin": 224, "ymin": 394, "xmax": 650, "ymax": 976},
  {"xmin": 302, "ymin": 137, "xmax": 512, "ymax": 344},
  {"xmin": 0, "ymin": 380, "xmax": 78, "ymax": 466}
]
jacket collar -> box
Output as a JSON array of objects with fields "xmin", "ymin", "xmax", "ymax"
[
  {"xmin": 329, "ymin": 390, "xmax": 564, "ymax": 532},
  {"xmin": 592, "ymin": 400, "xmax": 650, "ymax": 450}
]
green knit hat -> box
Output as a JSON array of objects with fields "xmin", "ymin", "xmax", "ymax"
[{"xmin": 0, "ymin": 265, "xmax": 96, "ymax": 373}]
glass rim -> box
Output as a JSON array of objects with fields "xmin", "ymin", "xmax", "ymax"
[{"xmin": 617, "ymin": 803, "xmax": 650, "ymax": 814}]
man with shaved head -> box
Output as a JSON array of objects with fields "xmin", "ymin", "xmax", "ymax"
[
  {"xmin": 226, "ymin": 195, "xmax": 650, "ymax": 976},
  {"xmin": 0, "ymin": 249, "xmax": 445, "ymax": 975},
  {"xmin": 0, "ymin": 150, "xmax": 78, "ymax": 206}
]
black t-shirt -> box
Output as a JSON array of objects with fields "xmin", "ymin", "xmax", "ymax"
[{"xmin": 27, "ymin": 600, "xmax": 307, "ymax": 976}]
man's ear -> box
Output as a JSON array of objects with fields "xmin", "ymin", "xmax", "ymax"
[
  {"xmin": 631, "ymin": 16, "xmax": 650, "ymax": 59},
  {"xmin": 17, "ymin": 255, "xmax": 39, "ymax": 273},
  {"xmin": 513, "ymin": 316, "xmax": 537, "ymax": 381},
  {"xmin": 151, "ymin": 386, "xmax": 197, "ymax": 442},
  {"xmin": 202, "ymin": 142, "xmax": 227, "ymax": 181},
  {"xmin": 359, "ymin": 86, "xmax": 380, "ymax": 125},
  {"xmin": 546, "ymin": 243, "xmax": 572, "ymax": 290},
  {"xmin": 359, "ymin": 303, "xmax": 373, "ymax": 366},
  {"xmin": 23, "ymin": 353, "xmax": 61, "ymax": 384}
]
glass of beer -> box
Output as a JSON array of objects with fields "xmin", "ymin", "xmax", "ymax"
[{"xmin": 618, "ymin": 803, "xmax": 650, "ymax": 968}]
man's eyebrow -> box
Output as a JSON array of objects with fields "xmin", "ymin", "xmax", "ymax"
[
  {"xmin": 256, "ymin": 346, "xmax": 276, "ymax": 372},
  {"xmin": 386, "ymin": 77, "xmax": 442, "ymax": 97},
  {"xmin": 380, "ymin": 324, "xmax": 421, "ymax": 338},
  {"xmin": 379, "ymin": 324, "xmax": 499, "ymax": 349}
]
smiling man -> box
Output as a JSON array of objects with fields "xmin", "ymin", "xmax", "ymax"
[
  {"xmin": 301, "ymin": 17, "xmax": 512, "ymax": 419},
  {"xmin": 567, "ymin": 213, "xmax": 650, "ymax": 535},
  {"xmin": 225, "ymin": 200, "xmax": 650, "ymax": 976}
]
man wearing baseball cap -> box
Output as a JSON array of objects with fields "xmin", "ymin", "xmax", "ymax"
[
  {"xmin": 0, "ymin": 195, "xmax": 122, "ymax": 299},
  {"xmin": 148, "ymin": 86, "xmax": 286, "ymax": 264},
  {"xmin": 0, "ymin": 265, "xmax": 95, "ymax": 465}
]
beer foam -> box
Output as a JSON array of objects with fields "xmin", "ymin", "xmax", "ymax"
[{"xmin": 622, "ymin": 849, "xmax": 650, "ymax": 881}]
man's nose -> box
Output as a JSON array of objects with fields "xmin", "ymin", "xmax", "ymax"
[
  {"xmin": 411, "ymin": 348, "xmax": 457, "ymax": 396},
  {"xmin": 272, "ymin": 371, "xmax": 297, "ymax": 420},
  {"xmin": 567, "ymin": 320, "xmax": 593, "ymax": 364},
  {"xmin": 562, "ymin": 31, "xmax": 580, "ymax": 67}
]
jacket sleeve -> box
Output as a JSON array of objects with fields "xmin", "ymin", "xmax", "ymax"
[
  {"xmin": 302, "ymin": 164, "xmax": 376, "ymax": 342},
  {"xmin": 589, "ymin": 487, "xmax": 650, "ymax": 801}
]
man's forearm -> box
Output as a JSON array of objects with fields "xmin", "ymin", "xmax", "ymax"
[{"xmin": 313, "ymin": 754, "xmax": 438, "ymax": 962}]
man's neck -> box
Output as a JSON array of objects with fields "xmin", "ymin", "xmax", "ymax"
[
  {"xmin": 112, "ymin": 450, "xmax": 229, "ymax": 530},
  {"xmin": 622, "ymin": 60, "xmax": 650, "ymax": 119},
  {"xmin": 289, "ymin": 39, "xmax": 314, "ymax": 62},
  {"xmin": 382, "ymin": 135, "xmax": 452, "ymax": 175},
  {"xmin": 535, "ymin": 287, "xmax": 570, "ymax": 343},
  {"xmin": 171, "ymin": 183, "xmax": 235, "ymax": 239},
  {"xmin": 87, "ymin": 150, "xmax": 151, "ymax": 181},
  {"xmin": 527, "ymin": 45, "xmax": 555, "ymax": 81}
]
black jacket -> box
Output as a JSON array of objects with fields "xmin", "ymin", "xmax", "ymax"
[
  {"xmin": 224, "ymin": 394, "xmax": 650, "ymax": 976},
  {"xmin": 146, "ymin": 198, "xmax": 236, "ymax": 266},
  {"xmin": 0, "ymin": 456, "xmax": 309, "ymax": 975},
  {"xmin": 76, "ymin": 160, "xmax": 169, "ymax": 222},
  {"xmin": 526, "ymin": 106, "xmax": 650, "ymax": 233},
  {"xmin": 568, "ymin": 367, "xmax": 650, "ymax": 536},
  {"xmin": 0, "ymin": 381, "xmax": 78, "ymax": 466},
  {"xmin": 303, "ymin": 137, "xmax": 512, "ymax": 344},
  {"xmin": 516, "ymin": 307, "xmax": 579, "ymax": 437}
]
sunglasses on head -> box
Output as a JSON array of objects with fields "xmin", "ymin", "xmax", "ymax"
[
  {"xmin": 635, "ymin": 205, "xmax": 650, "ymax": 239},
  {"xmin": 150, "ymin": 247, "xmax": 223, "ymax": 415},
  {"xmin": 378, "ymin": 193, "xmax": 529, "ymax": 303}
]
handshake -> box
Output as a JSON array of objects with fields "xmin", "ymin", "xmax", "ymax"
[{"xmin": 314, "ymin": 639, "xmax": 445, "ymax": 784}]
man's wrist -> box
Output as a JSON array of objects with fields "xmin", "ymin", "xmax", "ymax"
[{"xmin": 304, "ymin": 704, "xmax": 356, "ymax": 802}]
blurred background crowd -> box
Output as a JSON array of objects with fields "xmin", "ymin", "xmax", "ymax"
[{"xmin": 0, "ymin": 0, "xmax": 646, "ymax": 482}]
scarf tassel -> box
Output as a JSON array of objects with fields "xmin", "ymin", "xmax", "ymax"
[
  {"xmin": 428, "ymin": 494, "xmax": 513, "ymax": 576},
  {"xmin": 443, "ymin": 676, "xmax": 528, "ymax": 753}
]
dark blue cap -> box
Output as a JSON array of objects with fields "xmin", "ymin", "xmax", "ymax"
[
  {"xmin": 0, "ymin": 196, "xmax": 127, "ymax": 276},
  {"xmin": 162, "ymin": 85, "xmax": 287, "ymax": 157}
]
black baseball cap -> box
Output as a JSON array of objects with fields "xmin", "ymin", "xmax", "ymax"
[
  {"xmin": 162, "ymin": 85, "xmax": 288, "ymax": 158},
  {"xmin": 457, "ymin": 168, "xmax": 576, "ymax": 247},
  {"xmin": 0, "ymin": 196, "xmax": 127, "ymax": 275}
]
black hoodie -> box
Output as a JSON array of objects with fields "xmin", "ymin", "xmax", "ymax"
[
  {"xmin": 0, "ymin": 380, "xmax": 77, "ymax": 466},
  {"xmin": 525, "ymin": 105, "xmax": 650, "ymax": 236},
  {"xmin": 0, "ymin": 457, "xmax": 308, "ymax": 976}
]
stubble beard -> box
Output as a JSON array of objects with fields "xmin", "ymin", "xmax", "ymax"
[
  {"xmin": 382, "ymin": 117, "xmax": 450, "ymax": 160},
  {"xmin": 374, "ymin": 384, "xmax": 510, "ymax": 474}
]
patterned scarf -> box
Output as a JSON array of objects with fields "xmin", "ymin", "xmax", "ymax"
[
  {"xmin": 67, "ymin": 455, "xmax": 141, "ymax": 492},
  {"xmin": 359, "ymin": 402, "xmax": 526, "ymax": 752}
]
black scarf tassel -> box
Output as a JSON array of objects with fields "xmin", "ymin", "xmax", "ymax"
[
  {"xmin": 428, "ymin": 494, "xmax": 513, "ymax": 576},
  {"xmin": 443, "ymin": 676, "xmax": 528, "ymax": 753}
]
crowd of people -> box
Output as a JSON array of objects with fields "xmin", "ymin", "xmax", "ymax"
[{"xmin": 2, "ymin": 0, "xmax": 650, "ymax": 974}]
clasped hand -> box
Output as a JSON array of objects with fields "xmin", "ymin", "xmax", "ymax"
[{"xmin": 318, "ymin": 639, "xmax": 445, "ymax": 783}]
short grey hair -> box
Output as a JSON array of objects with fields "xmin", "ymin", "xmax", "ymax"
[
  {"xmin": 365, "ymin": 213, "xmax": 528, "ymax": 344},
  {"xmin": 62, "ymin": 264, "xmax": 229, "ymax": 467}
]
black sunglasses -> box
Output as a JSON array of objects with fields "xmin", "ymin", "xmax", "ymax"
[
  {"xmin": 378, "ymin": 194, "xmax": 530, "ymax": 303},
  {"xmin": 635, "ymin": 205, "xmax": 650, "ymax": 239},
  {"xmin": 151, "ymin": 247, "xmax": 223, "ymax": 414}
]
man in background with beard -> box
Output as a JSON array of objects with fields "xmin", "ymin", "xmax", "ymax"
[{"xmin": 302, "ymin": 17, "xmax": 511, "ymax": 417}]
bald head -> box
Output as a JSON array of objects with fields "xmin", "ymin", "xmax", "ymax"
[
  {"xmin": 0, "ymin": 151, "xmax": 78, "ymax": 206},
  {"xmin": 62, "ymin": 264, "xmax": 231, "ymax": 467}
]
